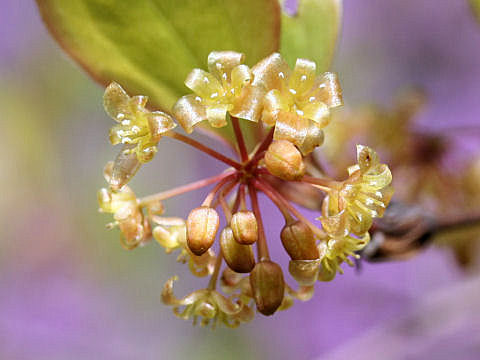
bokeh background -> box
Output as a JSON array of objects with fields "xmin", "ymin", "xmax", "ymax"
[{"xmin": 1, "ymin": 1, "xmax": 480, "ymax": 359}]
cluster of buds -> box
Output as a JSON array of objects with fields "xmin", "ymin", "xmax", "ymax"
[{"xmin": 97, "ymin": 51, "xmax": 393, "ymax": 327}]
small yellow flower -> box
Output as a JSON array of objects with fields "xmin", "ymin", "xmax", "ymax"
[
  {"xmin": 152, "ymin": 217, "xmax": 215, "ymax": 277},
  {"xmin": 252, "ymin": 53, "xmax": 342, "ymax": 153},
  {"xmin": 162, "ymin": 276, "xmax": 254, "ymax": 328},
  {"xmin": 320, "ymin": 145, "xmax": 393, "ymax": 237},
  {"xmin": 173, "ymin": 51, "xmax": 264, "ymax": 133},
  {"xmin": 104, "ymin": 82, "xmax": 176, "ymax": 163},
  {"xmin": 98, "ymin": 162, "xmax": 150, "ymax": 250},
  {"xmin": 318, "ymin": 233, "xmax": 370, "ymax": 281},
  {"xmin": 97, "ymin": 186, "xmax": 148, "ymax": 250}
]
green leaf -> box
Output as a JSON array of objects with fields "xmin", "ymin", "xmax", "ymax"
[
  {"xmin": 280, "ymin": 0, "xmax": 342, "ymax": 72},
  {"xmin": 471, "ymin": 0, "xmax": 480, "ymax": 23},
  {"xmin": 36, "ymin": 0, "xmax": 280, "ymax": 146}
]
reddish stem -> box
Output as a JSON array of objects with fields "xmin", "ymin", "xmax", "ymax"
[
  {"xmin": 248, "ymin": 182, "xmax": 270, "ymax": 261},
  {"xmin": 231, "ymin": 116, "xmax": 248, "ymax": 162},
  {"xmin": 139, "ymin": 171, "xmax": 236, "ymax": 205},
  {"xmin": 246, "ymin": 127, "xmax": 274, "ymax": 170},
  {"xmin": 166, "ymin": 131, "xmax": 242, "ymax": 170},
  {"xmin": 211, "ymin": 180, "xmax": 238, "ymax": 209},
  {"xmin": 219, "ymin": 193, "xmax": 233, "ymax": 223},
  {"xmin": 253, "ymin": 178, "xmax": 326, "ymax": 239},
  {"xmin": 202, "ymin": 173, "xmax": 239, "ymax": 207},
  {"xmin": 301, "ymin": 175, "xmax": 339, "ymax": 191}
]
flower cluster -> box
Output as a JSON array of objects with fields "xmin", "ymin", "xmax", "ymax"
[
  {"xmin": 321, "ymin": 90, "xmax": 480, "ymax": 268},
  {"xmin": 318, "ymin": 145, "xmax": 393, "ymax": 280},
  {"xmin": 97, "ymin": 51, "xmax": 393, "ymax": 327}
]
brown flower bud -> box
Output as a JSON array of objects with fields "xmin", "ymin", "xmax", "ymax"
[
  {"xmin": 186, "ymin": 206, "xmax": 219, "ymax": 255},
  {"xmin": 230, "ymin": 211, "xmax": 258, "ymax": 245},
  {"xmin": 220, "ymin": 227, "xmax": 255, "ymax": 273},
  {"xmin": 250, "ymin": 261, "xmax": 285, "ymax": 316},
  {"xmin": 289, "ymin": 260, "xmax": 321, "ymax": 286},
  {"xmin": 264, "ymin": 140, "xmax": 305, "ymax": 181},
  {"xmin": 280, "ymin": 221, "xmax": 319, "ymax": 260}
]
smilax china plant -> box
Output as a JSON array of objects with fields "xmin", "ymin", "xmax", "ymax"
[{"xmin": 36, "ymin": 0, "xmax": 397, "ymax": 328}]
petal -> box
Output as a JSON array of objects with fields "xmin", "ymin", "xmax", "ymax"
[
  {"xmin": 288, "ymin": 259, "xmax": 321, "ymax": 286},
  {"xmin": 297, "ymin": 125, "xmax": 324, "ymax": 155},
  {"xmin": 211, "ymin": 291, "xmax": 242, "ymax": 315},
  {"xmin": 231, "ymin": 64, "xmax": 252, "ymax": 90},
  {"xmin": 251, "ymin": 53, "xmax": 290, "ymax": 90},
  {"xmin": 103, "ymin": 82, "xmax": 130, "ymax": 121},
  {"xmin": 172, "ymin": 95, "xmax": 207, "ymax": 133},
  {"xmin": 278, "ymin": 294, "xmax": 294, "ymax": 311},
  {"xmin": 264, "ymin": 89, "xmax": 289, "ymax": 113},
  {"xmin": 129, "ymin": 95, "xmax": 148, "ymax": 112},
  {"xmin": 161, "ymin": 276, "xmax": 182, "ymax": 306},
  {"xmin": 153, "ymin": 225, "xmax": 180, "ymax": 252},
  {"xmin": 320, "ymin": 211, "xmax": 349, "ymax": 237},
  {"xmin": 302, "ymin": 101, "xmax": 330, "ymax": 128},
  {"xmin": 273, "ymin": 111, "xmax": 324, "ymax": 154},
  {"xmin": 310, "ymin": 72, "xmax": 343, "ymax": 108},
  {"xmin": 362, "ymin": 165, "xmax": 392, "ymax": 189},
  {"xmin": 188, "ymin": 248, "xmax": 215, "ymax": 277},
  {"xmin": 151, "ymin": 216, "xmax": 185, "ymax": 227},
  {"xmin": 230, "ymin": 84, "xmax": 264, "ymax": 122},
  {"xmin": 135, "ymin": 142, "xmax": 157, "ymax": 163},
  {"xmin": 291, "ymin": 285, "xmax": 315, "ymax": 302},
  {"xmin": 208, "ymin": 51, "xmax": 245, "ymax": 82},
  {"xmin": 185, "ymin": 69, "xmax": 223, "ymax": 100},
  {"xmin": 103, "ymin": 161, "xmax": 114, "ymax": 183},
  {"xmin": 109, "ymin": 144, "xmax": 142, "ymax": 191},
  {"xmin": 97, "ymin": 188, "xmax": 113, "ymax": 213},
  {"xmin": 108, "ymin": 124, "xmax": 124, "ymax": 145},
  {"xmin": 262, "ymin": 89, "xmax": 289, "ymax": 126},
  {"xmin": 289, "ymin": 58, "xmax": 316, "ymax": 96},
  {"xmin": 206, "ymin": 104, "xmax": 228, "ymax": 128},
  {"xmin": 147, "ymin": 111, "xmax": 176, "ymax": 141}
]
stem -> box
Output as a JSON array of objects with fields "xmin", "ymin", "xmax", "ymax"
[
  {"xmin": 246, "ymin": 127, "xmax": 274, "ymax": 169},
  {"xmin": 211, "ymin": 181, "xmax": 238, "ymax": 209},
  {"xmin": 231, "ymin": 116, "xmax": 248, "ymax": 162},
  {"xmin": 252, "ymin": 179, "xmax": 293, "ymax": 223},
  {"xmin": 248, "ymin": 150, "xmax": 267, "ymax": 170},
  {"xmin": 435, "ymin": 213, "xmax": 480, "ymax": 234},
  {"xmin": 139, "ymin": 171, "xmax": 236, "ymax": 205},
  {"xmin": 301, "ymin": 175, "xmax": 339, "ymax": 191},
  {"xmin": 207, "ymin": 250, "xmax": 223, "ymax": 290},
  {"xmin": 254, "ymin": 179, "xmax": 326, "ymax": 239},
  {"xmin": 238, "ymin": 184, "xmax": 247, "ymax": 211},
  {"xmin": 202, "ymin": 174, "xmax": 239, "ymax": 207},
  {"xmin": 219, "ymin": 192, "xmax": 233, "ymax": 223},
  {"xmin": 166, "ymin": 131, "xmax": 242, "ymax": 170},
  {"xmin": 231, "ymin": 185, "xmax": 243, "ymax": 214},
  {"xmin": 248, "ymin": 182, "xmax": 270, "ymax": 261}
]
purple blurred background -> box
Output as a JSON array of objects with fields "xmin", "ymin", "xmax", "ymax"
[{"xmin": 1, "ymin": 1, "xmax": 480, "ymax": 359}]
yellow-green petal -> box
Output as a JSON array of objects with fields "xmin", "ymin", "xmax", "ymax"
[{"xmin": 172, "ymin": 95, "xmax": 207, "ymax": 134}]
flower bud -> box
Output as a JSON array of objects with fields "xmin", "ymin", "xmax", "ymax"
[
  {"xmin": 186, "ymin": 206, "xmax": 219, "ymax": 255},
  {"xmin": 220, "ymin": 227, "xmax": 255, "ymax": 273},
  {"xmin": 289, "ymin": 260, "xmax": 321, "ymax": 286},
  {"xmin": 264, "ymin": 140, "xmax": 305, "ymax": 181},
  {"xmin": 250, "ymin": 261, "xmax": 285, "ymax": 316},
  {"xmin": 108, "ymin": 146, "xmax": 142, "ymax": 191},
  {"xmin": 230, "ymin": 211, "xmax": 258, "ymax": 245},
  {"xmin": 280, "ymin": 221, "xmax": 319, "ymax": 260}
]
